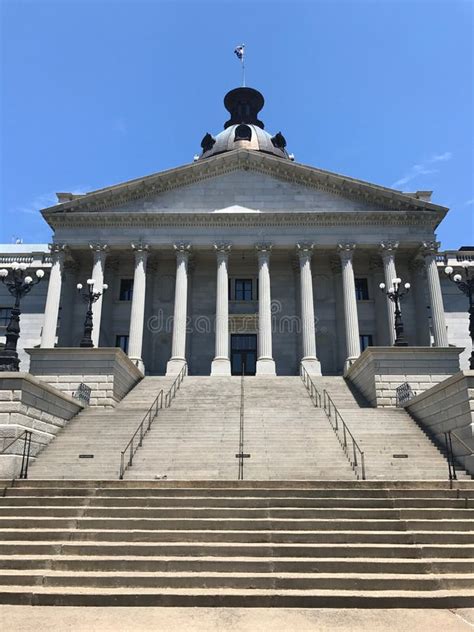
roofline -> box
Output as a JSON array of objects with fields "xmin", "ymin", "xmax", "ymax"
[{"xmin": 40, "ymin": 149, "xmax": 449, "ymax": 219}]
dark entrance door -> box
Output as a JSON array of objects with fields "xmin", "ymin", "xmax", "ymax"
[{"xmin": 231, "ymin": 334, "xmax": 257, "ymax": 375}]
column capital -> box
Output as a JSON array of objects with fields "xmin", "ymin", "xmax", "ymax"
[
  {"xmin": 420, "ymin": 240, "xmax": 440, "ymax": 257},
  {"xmin": 296, "ymin": 242, "xmax": 314, "ymax": 260},
  {"xmin": 379, "ymin": 240, "xmax": 399, "ymax": 260},
  {"xmin": 89, "ymin": 242, "xmax": 108, "ymax": 253},
  {"xmin": 256, "ymin": 243, "xmax": 272, "ymax": 259},
  {"xmin": 214, "ymin": 242, "xmax": 232, "ymax": 258},
  {"xmin": 48, "ymin": 242, "xmax": 67, "ymax": 255},
  {"xmin": 174, "ymin": 242, "xmax": 191, "ymax": 253},
  {"xmin": 337, "ymin": 243, "xmax": 356, "ymax": 261},
  {"xmin": 131, "ymin": 241, "xmax": 150, "ymax": 253}
]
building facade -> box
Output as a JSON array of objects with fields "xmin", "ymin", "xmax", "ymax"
[{"xmin": 1, "ymin": 88, "xmax": 471, "ymax": 375}]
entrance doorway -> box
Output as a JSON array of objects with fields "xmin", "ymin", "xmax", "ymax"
[{"xmin": 231, "ymin": 334, "xmax": 257, "ymax": 375}]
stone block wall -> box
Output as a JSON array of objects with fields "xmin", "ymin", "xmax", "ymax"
[
  {"xmin": 404, "ymin": 371, "xmax": 474, "ymax": 475},
  {"xmin": 345, "ymin": 347, "xmax": 464, "ymax": 407},
  {"xmin": 27, "ymin": 348, "xmax": 143, "ymax": 407},
  {"xmin": 0, "ymin": 373, "xmax": 83, "ymax": 478}
]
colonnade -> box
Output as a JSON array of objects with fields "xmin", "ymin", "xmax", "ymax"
[{"xmin": 40, "ymin": 241, "xmax": 449, "ymax": 375}]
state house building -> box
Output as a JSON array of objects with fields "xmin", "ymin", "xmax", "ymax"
[{"xmin": 6, "ymin": 87, "xmax": 470, "ymax": 376}]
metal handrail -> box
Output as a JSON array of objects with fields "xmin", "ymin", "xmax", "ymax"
[
  {"xmin": 0, "ymin": 430, "xmax": 33, "ymax": 479},
  {"xmin": 119, "ymin": 363, "xmax": 188, "ymax": 479},
  {"xmin": 165, "ymin": 363, "xmax": 187, "ymax": 407},
  {"xmin": 237, "ymin": 364, "xmax": 245, "ymax": 480},
  {"xmin": 323, "ymin": 389, "xmax": 366, "ymax": 480},
  {"xmin": 300, "ymin": 366, "xmax": 365, "ymax": 479},
  {"xmin": 444, "ymin": 429, "xmax": 473, "ymax": 484},
  {"xmin": 119, "ymin": 390, "xmax": 163, "ymax": 479},
  {"xmin": 300, "ymin": 365, "xmax": 322, "ymax": 408}
]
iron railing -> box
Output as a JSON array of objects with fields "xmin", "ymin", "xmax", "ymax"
[
  {"xmin": 0, "ymin": 430, "xmax": 33, "ymax": 479},
  {"xmin": 444, "ymin": 429, "xmax": 473, "ymax": 484},
  {"xmin": 300, "ymin": 366, "xmax": 366, "ymax": 480},
  {"xmin": 119, "ymin": 363, "xmax": 187, "ymax": 479},
  {"xmin": 119, "ymin": 390, "xmax": 164, "ymax": 479},
  {"xmin": 236, "ymin": 364, "xmax": 250, "ymax": 480},
  {"xmin": 301, "ymin": 365, "xmax": 322, "ymax": 407},
  {"xmin": 322, "ymin": 390, "xmax": 366, "ymax": 480},
  {"xmin": 165, "ymin": 363, "xmax": 187, "ymax": 407}
]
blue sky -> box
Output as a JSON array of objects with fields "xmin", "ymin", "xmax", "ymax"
[{"xmin": 1, "ymin": 0, "xmax": 473, "ymax": 248}]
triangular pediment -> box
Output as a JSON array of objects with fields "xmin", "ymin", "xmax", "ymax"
[{"xmin": 41, "ymin": 149, "xmax": 447, "ymax": 226}]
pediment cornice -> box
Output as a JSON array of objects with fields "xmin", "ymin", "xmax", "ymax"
[{"xmin": 41, "ymin": 150, "xmax": 448, "ymax": 228}]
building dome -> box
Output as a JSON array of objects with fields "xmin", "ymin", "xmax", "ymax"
[{"xmin": 198, "ymin": 87, "xmax": 291, "ymax": 160}]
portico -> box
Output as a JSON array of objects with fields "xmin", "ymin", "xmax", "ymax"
[
  {"xmin": 38, "ymin": 237, "xmax": 449, "ymax": 377},
  {"xmin": 36, "ymin": 87, "xmax": 450, "ymax": 377}
]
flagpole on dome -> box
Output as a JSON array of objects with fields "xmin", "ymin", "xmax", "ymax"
[{"xmin": 234, "ymin": 44, "xmax": 245, "ymax": 87}]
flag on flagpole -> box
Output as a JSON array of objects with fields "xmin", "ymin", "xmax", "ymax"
[{"xmin": 234, "ymin": 45, "xmax": 245, "ymax": 61}]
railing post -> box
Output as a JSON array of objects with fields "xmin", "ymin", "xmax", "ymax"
[
  {"xmin": 361, "ymin": 452, "xmax": 366, "ymax": 480},
  {"xmin": 19, "ymin": 431, "xmax": 32, "ymax": 479},
  {"xmin": 448, "ymin": 432, "xmax": 457, "ymax": 481},
  {"xmin": 120, "ymin": 452, "xmax": 124, "ymax": 479},
  {"xmin": 128, "ymin": 440, "xmax": 134, "ymax": 467},
  {"xmin": 352, "ymin": 440, "xmax": 358, "ymax": 467},
  {"xmin": 342, "ymin": 422, "xmax": 347, "ymax": 449},
  {"xmin": 444, "ymin": 432, "xmax": 453, "ymax": 481}
]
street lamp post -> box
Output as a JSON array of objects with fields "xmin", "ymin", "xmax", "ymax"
[
  {"xmin": 77, "ymin": 279, "xmax": 108, "ymax": 348},
  {"xmin": 444, "ymin": 261, "xmax": 474, "ymax": 369},
  {"xmin": 0, "ymin": 262, "xmax": 45, "ymax": 371},
  {"xmin": 379, "ymin": 277, "xmax": 411, "ymax": 347}
]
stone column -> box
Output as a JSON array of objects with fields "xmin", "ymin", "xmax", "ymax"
[
  {"xmin": 40, "ymin": 244, "xmax": 66, "ymax": 348},
  {"xmin": 256, "ymin": 244, "xmax": 276, "ymax": 375},
  {"xmin": 89, "ymin": 243, "xmax": 108, "ymax": 348},
  {"xmin": 409, "ymin": 259, "xmax": 431, "ymax": 346},
  {"xmin": 127, "ymin": 242, "xmax": 149, "ymax": 373},
  {"xmin": 379, "ymin": 241, "xmax": 399, "ymax": 346},
  {"xmin": 166, "ymin": 243, "xmax": 191, "ymax": 375},
  {"xmin": 338, "ymin": 243, "xmax": 361, "ymax": 372},
  {"xmin": 297, "ymin": 243, "xmax": 321, "ymax": 375},
  {"xmin": 421, "ymin": 241, "xmax": 449, "ymax": 347},
  {"xmin": 211, "ymin": 243, "xmax": 231, "ymax": 376},
  {"xmin": 57, "ymin": 261, "xmax": 79, "ymax": 347}
]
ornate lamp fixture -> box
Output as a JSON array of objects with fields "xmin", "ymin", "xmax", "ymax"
[
  {"xmin": 77, "ymin": 279, "xmax": 108, "ymax": 348},
  {"xmin": 445, "ymin": 261, "xmax": 474, "ymax": 369},
  {"xmin": 0, "ymin": 262, "xmax": 44, "ymax": 371},
  {"xmin": 379, "ymin": 278, "xmax": 411, "ymax": 346}
]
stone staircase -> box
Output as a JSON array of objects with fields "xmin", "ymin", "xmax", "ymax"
[
  {"xmin": 0, "ymin": 479, "xmax": 472, "ymax": 607},
  {"xmin": 124, "ymin": 377, "xmax": 356, "ymax": 480},
  {"xmin": 27, "ymin": 374, "xmax": 471, "ymax": 482},
  {"xmin": 29, "ymin": 377, "xmax": 174, "ymax": 480},
  {"xmin": 310, "ymin": 377, "xmax": 472, "ymax": 481}
]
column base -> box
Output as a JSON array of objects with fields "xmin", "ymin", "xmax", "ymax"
[
  {"xmin": 211, "ymin": 357, "xmax": 231, "ymax": 376},
  {"xmin": 256, "ymin": 357, "xmax": 276, "ymax": 376},
  {"xmin": 300, "ymin": 357, "xmax": 322, "ymax": 376},
  {"xmin": 128, "ymin": 357, "xmax": 145, "ymax": 375},
  {"xmin": 166, "ymin": 358, "xmax": 187, "ymax": 376},
  {"xmin": 343, "ymin": 356, "xmax": 359, "ymax": 376}
]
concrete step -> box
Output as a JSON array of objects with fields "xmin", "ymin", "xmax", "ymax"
[
  {"xmin": 1, "ymin": 555, "xmax": 472, "ymax": 574},
  {"xmin": 0, "ymin": 585, "xmax": 472, "ymax": 608},
  {"xmin": 0, "ymin": 570, "xmax": 472, "ymax": 591}
]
